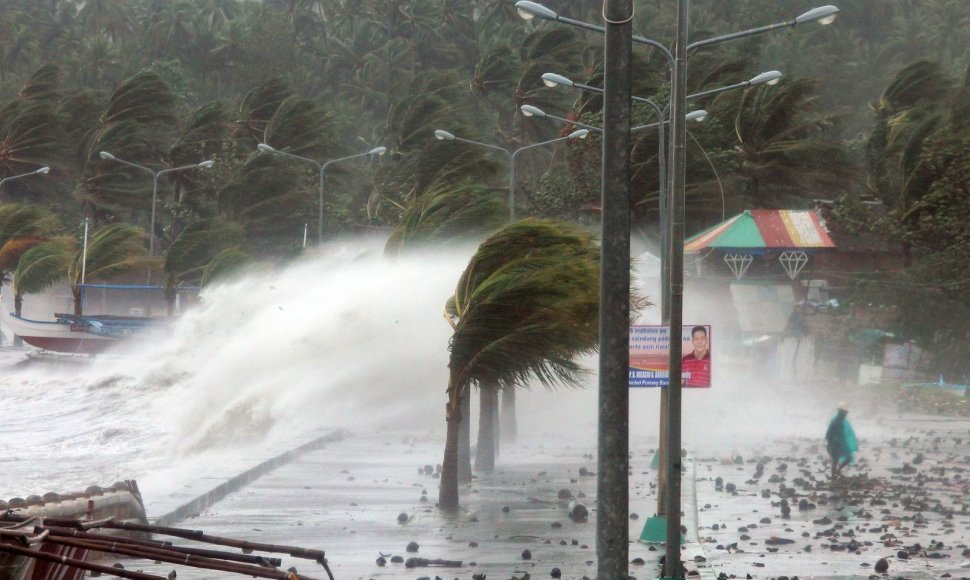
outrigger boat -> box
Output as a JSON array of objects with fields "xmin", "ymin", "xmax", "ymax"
[{"xmin": 2, "ymin": 284, "xmax": 198, "ymax": 355}]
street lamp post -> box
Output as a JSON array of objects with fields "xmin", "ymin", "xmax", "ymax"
[
  {"xmin": 521, "ymin": 104, "xmax": 707, "ymax": 133},
  {"xmin": 0, "ymin": 165, "xmax": 50, "ymax": 345},
  {"xmin": 0, "ymin": 166, "xmax": 51, "ymax": 201},
  {"xmin": 516, "ymin": 2, "xmax": 839, "ymax": 577},
  {"xmin": 433, "ymin": 129, "xmax": 589, "ymax": 221},
  {"xmin": 540, "ymin": 68, "xmax": 780, "ymax": 319},
  {"xmin": 98, "ymin": 152, "xmax": 214, "ymax": 260},
  {"xmin": 257, "ymin": 144, "xmax": 386, "ymax": 244}
]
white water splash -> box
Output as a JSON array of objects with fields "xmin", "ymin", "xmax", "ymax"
[
  {"xmin": 0, "ymin": 238, "xmax": 472, "ymax": 498},
  {"xmin": 0, "ymin": 237, "xmax": 854, "ymax": 504}
]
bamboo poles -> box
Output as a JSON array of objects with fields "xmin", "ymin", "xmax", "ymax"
[{"xmin": 0, "ymin": 514, "xmax": 334, "ymax": 580}]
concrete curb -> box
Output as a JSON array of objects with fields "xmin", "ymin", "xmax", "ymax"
[
  {"xmin": 681, "ymin": 455, "xmax": 718, "ymax": 580},
  {"xmin": 152, "ymin": 430, "xmax": 347, "ymax": 527}
]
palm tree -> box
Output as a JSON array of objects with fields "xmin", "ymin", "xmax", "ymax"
[
  {"xmin": 76, "ymin": 71, "xmax": 178, "ymax": 219},
  {"xmin": 384, "ymin": 179, "xmax": 506, "ymax": 257},
  {"xmin": 163, "ymin": 218, "xmax": 242, "ymax": 315},
  {"xmin": 865, "ymin": 60, "xmax": 954, "ymax": 265},
  {"xmin": 67, "ymin": 223, "xmax": 152, "ymax": 315},
  {"xmin": 711, "ymin": 77, "xmax": 858, "ymax": 209},
  {"xmin": 11, "ymin": 236, "xmax": 73, "ymax": 316},
  {"xmin": 201, "ymin": 246, "xmax": 249, "ymax": 286},
  {"xmin": 439, "ymin": 219, "xmax": 600, "ymax": 509},
  {"xmin": 0, "ymin": 203, "xmax": 59, "ymax": 307}
]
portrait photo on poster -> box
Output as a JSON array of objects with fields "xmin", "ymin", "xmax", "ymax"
[
  {"xmin": 628, "ymin": 324, "xmax": 712, "ymax": 388},
  {"xmin": 681, "ymin": 324, "xmax": 711, "ymax": 388}
]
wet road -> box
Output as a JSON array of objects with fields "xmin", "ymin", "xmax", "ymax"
[{"xmin": 112, "ymin": 414, "xmax": 969, "ymax": 580}]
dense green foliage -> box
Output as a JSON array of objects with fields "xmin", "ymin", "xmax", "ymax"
[{"xmin": 0, "ymin": 0, "xmax": 968, "ymax": 367}]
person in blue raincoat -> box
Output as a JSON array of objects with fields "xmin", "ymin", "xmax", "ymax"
[{"xmin": 825, "ymin": 401, "xmax": 858, "ymax": 478}]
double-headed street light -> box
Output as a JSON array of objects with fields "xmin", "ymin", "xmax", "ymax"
[
  {"xmin": 257, "ymin": 143, "xmax": 387, "ymax": 244},
  {"xmin": 515, "ymin": 2, "xmax": 839, "ymax": 577},
  {"xmin": 433, "ymin": 129, "xmax": 589, "ymax": 222},
  {"xmin": 521, "ymin": 104, "xmax": 708, "ymax": 132},
  {"xmin": 516, "ymin": 1, "xmax": 839, "ymax": 55},
  {"xmin": 540, "ymin": 69, "xmax": 780, "ymax": 274},
  {"xmin": 0, "ymin": 166, "xmax": 50, "ymax": 201},
  {"xmin": 98, "ymin": 152, "xmax": 214, "ymax": 260}
]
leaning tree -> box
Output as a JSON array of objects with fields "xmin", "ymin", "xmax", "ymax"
[{"xmin": 439, "ymin": 219, "xmax": 600, "ymax": 510}]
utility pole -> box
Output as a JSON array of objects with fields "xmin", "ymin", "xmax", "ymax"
[
  {"xmin": 597, "ymin": 0, "xmax": 633, "ymax": 577},
  {"xmin": 663, "ymin": 0, "xmax": 689, "ymax": 577}
]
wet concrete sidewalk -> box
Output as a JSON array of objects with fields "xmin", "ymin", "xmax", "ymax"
[
  {"xmin": 136, "ymin": 430, "xmax": 673, "ymax": 579},
  {"xmin": 124, "ymin": 414, "xmax": 970, "ymax": 579}
]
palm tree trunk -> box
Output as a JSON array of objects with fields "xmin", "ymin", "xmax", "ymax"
[
  {"xmin": 459, "ymin": 389, "xmax": 472, "ymax": 482},
  {"xmin": 500, "ymin": 386, "xmax": 518, "ymax": 444},
  {"xmin": 12, "ymin": 291, "xmax": 23, "ymax": 346},
  {"xmin": 493, "ymin": 395, "xmax": 501, "ymax": 458},
  {"xmin": 475, "ymin": 386, "xmax": 496, "ymax": 472},
  {"xmin": 439, "ymin": 398, "xmax": 461, "ymax": 511}
]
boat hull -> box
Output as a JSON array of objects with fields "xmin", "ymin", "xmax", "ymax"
[{"xmin": 1, "ymin": 312, "xmax": 117, "ymax": 354}]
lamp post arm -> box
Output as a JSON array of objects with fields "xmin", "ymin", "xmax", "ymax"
[
  {"xmin": 108, "ymin": 157, "xmax": 154, "ymax": 175},
  {"xmin": 686, "ymin": 79, "xmax": 752, "ymax": 101},
  {"xmin": 156, "ymin": 162, "xmax": 212, "ymax": 178},
  {"xmin": 446, "ymin": 136, "xmax": 512, "ymax": 159},
  {"xmin": 321, "ymin": 150, "xmax": 380, "ymax": 171},
  {"xmin": 537, "ymin": 112, "xmax": 604, "ymax": 133},
  {"xmin": 269, "ymin": 148, "xmax": 323, "ymax": 169},
  {"xmin": 688, "ymin": 18, "xmax": 795, "ymax": 52}
]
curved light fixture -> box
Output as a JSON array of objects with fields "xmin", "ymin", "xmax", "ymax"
[
  {"xmin": 750, "ymin": 70, "xmax": 782, "ymax": 86},
  {"xmin": 795, "ymin": 5, "xmax": 839, "ymax": 25},
  {"xmin": 541, "ymin": 72, "xmax": 574, "ymax": 88},
  {"xmin": 198, "ymin": 160, "xmax": 215, "ymax": 168},
  {"xmin": 433, "ymin": 130, "xmax": 456, "ymax": 141},
  {"xmin": 98, "ymin": 151, "xmax": 116, "ymax": 160},
  {"xmin": 520, "ymin": 105, "xmax": 546, "ymax": 118},
  {"xmin": 686, "ymin": 110, "xmax": 708, "ymax": 122},
  {"xmin": 369, "ymin": 146, "xmax": 388, "ymax": 155},
  {"xmin": 257, "ymin": 143, "xmax": 276, "ymax": 153},
  {"xmin": 35, "ymin": 166, "xmax": 50, "ymax": 175},
  {"xmin": 515, "ymin": 0, "xmax": 557, "ymax": 21},
  {"xmin": 567, "ymin": 129, "xmax": 590, "ymax": 139}
]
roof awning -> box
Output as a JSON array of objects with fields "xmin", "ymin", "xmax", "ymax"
[
  {"xmin": 685, "ymin": 210, "xmax": 836, "ymax": 279},
  {"xmin": 685, "ymin": 209, "xmax": 836, "ymax": 255}
]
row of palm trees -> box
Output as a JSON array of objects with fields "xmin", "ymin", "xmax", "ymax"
[{"xmin": 0, "ymin": 0, "xmax": 968, "ymax": 505}]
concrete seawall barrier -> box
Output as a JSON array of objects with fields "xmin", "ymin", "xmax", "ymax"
[{"xmin": 152, "ymin": 430, "xmax": 347, "ymax": 528}]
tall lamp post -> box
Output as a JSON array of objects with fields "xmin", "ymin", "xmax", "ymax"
[
  {"xmin": 98, "ymin": 152, "xmax": 214, "ymax": 260},
  {"xmin": 0, "ymin": 166, "xmax": 50, "ymax": 345},
  {"xmin": 433, "ymin": 128, "xmax": 589, "ymax": 221},
  {"xmin": 257, "ymin": 144, "xmax": 387, "ymax": 244},
  {"xmin": 0, "ymin": 166, "xmax": 50, "ymax": 201},
  {"xmin": 516, "ymin": 2, "xmax": 839, "ymax": 577}
]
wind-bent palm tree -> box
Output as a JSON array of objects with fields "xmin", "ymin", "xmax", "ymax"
[
  {"xmin": 439, "ymin": 219, "xmax": 600, "ymax": 510},
  {"xmin": 0, "ymin": 203, "xmax": 59, "ymax": 304},
  {"xmin": 384, "ymin": 179, "xmax": 506, "ymax": 257},
  {"xmin": 76, "ymin": 71, "xmax": 178, "ymax": 219},
  {"xmin": 163, "ymin": 218, "xmax": 242, "ymax": 315},
  {"xmin": 11, "ymin": 236, "xmax": 73, "ymax": 316},
  {"xmin": 66, "ymin": 223, "xmax": 152, "ymax": 315},
  {"xmin": 713, "ymin": 77, "xmax": 858, "ymax": 209},
  {"xmin": 865, "ymin": 60, "xmax": 954, "ymax": 265}
]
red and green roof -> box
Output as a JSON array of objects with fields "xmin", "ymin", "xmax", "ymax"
[{"xmin": 684, "ymin": 210, "xmax": 835, "ymax": 254}]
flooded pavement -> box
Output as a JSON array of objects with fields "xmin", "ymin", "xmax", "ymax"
[
  {"xmin": 694, "ymin": 414, "xmax": 970, "ymax": 579},
  {"xmin": 129, "ymin": 431, "xmax": 662, "ymax": 580},
  {"xmin": 119, "ymin": 417, "xmax": 970, "ymax": 580}
]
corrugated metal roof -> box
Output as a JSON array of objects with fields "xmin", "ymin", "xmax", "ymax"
[{"xmin": 684, "ymin": 210, "xmax": 836, "ymax": 254}]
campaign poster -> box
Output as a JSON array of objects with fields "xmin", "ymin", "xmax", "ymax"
[{"xmin": 629, "ymin": 324, "xmax": 711, "ymax": 388}]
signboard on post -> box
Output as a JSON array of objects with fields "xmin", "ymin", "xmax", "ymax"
[{"xmin": 629, "ymin": 324, "xmax": 712, "ymax": 387}]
